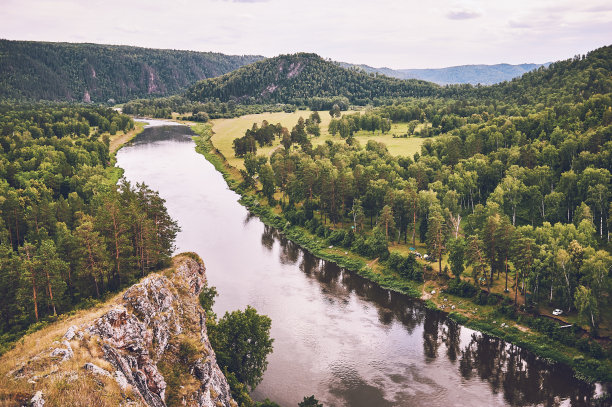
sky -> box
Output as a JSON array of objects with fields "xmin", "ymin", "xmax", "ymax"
[{"xmin": 0, "ymin": 0, "xmax": 611, "ymax": 69}]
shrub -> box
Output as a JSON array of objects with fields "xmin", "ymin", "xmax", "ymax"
[
  {"xmin": 341, "ymin": 229, "xmax": 355, "ymax": 248},
  {"xmin": 327, "ymin": 229, "xmax": 346, "ymax": 246},
  {"xmin": 387, "ymin": 253, "xmax": 423, "ymax": 282},
  {"xmin": 475, "ymin": 291, "xmax": 489, "ymax": 305},
  {"xmin": 445, "ymin": 279, "xmax": 478, "ymax": 298},
  {"xmin": 496, "ymin": 304, "xmax": 517, "ymax": 319},
  {"xmin": 487, "ymin": 293, "xmax": 503, "ymax": 306}
]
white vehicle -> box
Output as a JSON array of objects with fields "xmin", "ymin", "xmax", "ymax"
[{"xmin": 552, "ymin": 309, "xmax": 563, "ymax": 316}]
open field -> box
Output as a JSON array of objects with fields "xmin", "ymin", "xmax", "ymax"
[{"xmin": 210, "ymin": 111, "xmax": 429, "ymax": 169}]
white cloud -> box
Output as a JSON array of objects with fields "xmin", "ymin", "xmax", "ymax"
[
  {"xmin": 446, "ymin": 10, "xmax": 481, "ymax": 20},
  {"xmin": 0, "ymin": 0, "xmax": 610, "ymax": 68}
]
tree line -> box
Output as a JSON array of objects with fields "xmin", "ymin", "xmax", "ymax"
[
  {"xmin": 0, "ymin": 39, "xmax": 262, "ymax": 103},
  {"xmin": 0, "ymin": 105, "xmax": 179, "ymax": 350},
  {"xmin": 236, "ymin": 86, "xmax": 611, "ymax": 331}
]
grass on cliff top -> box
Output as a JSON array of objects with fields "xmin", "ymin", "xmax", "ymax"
[
  {"xmin": 210, "ymin": 110, "xmax": 427, "ymax": 170},
  {"xmin": 0, "ymin": 254, "xmax": 202, "ymax": 407}
]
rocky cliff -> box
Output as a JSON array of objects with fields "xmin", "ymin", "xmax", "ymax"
[{"xmin": 0, "ymin": 254, "xmax": 236, "ymax": 407}]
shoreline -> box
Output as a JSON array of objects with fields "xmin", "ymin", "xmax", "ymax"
[{"xmin": 190, "ymin": 122, "xmax": 612, "ymax": 387}]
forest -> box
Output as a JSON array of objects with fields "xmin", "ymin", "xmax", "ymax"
[
  {"xmin": 186, "ymin": 53, "xmax": 441, "ymax": 105},
  {"xmin": 0, "ymin": 105, "xmax": 179, "ymax": 352},
  {"xmin": 0, "ymin": 40, "xmax": 262, "ymax": 103},
  {"xmin": 0, "ymin": 40, "xmax": 610, "ymax": 385},
  {"xmin": 209, "ymin": 46, "xmax": 612, "ymax": 380}
]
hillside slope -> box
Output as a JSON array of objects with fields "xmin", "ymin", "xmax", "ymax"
[
  {"xmin": 186, "ymin": 52, "xmax": 441, "ymax": 104},
  {"xmin": 474, "ymin": 44, "xmax": 612, "ymax": 105},
  {"xmin": 340, "ymin": 62, "xmax": 551, "ymax": 85},
  {"xmin": 0, "ymin": 254, "xmax": 236, "ymax": 407},
  {"xmin": 0, "ymin": 40, "xmax": 262, "ymax": 103}
]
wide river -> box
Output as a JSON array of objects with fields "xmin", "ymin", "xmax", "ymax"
[{"xmin": 117, "ymin": 121, "xmax": 606, "ymax": 407}]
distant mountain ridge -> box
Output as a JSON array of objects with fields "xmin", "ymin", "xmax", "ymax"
[
  {"xmin": 339, "ymin": 62, "xmax": 552, "ymax": 85},
  {"xmin": 0, "ymin": 40, "xmax": 263, "ymax": 102}
]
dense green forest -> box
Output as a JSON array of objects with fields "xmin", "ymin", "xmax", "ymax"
[
  {"xmin": 128, "ymin": 46, "xmax": 612, "ymax": 123},
  {"xmin": 0, "ymin": 105, "xmax": 179, "ymax": 352},
  {"xmin": 186, "ymin": 53, "xmax": 441, "ymax": 105},
  {"xmin": 472, "ymin": 45, "xmax": 612, "ymax": 106},
  {"xmin": 211, "ymin": 45, "xmax": 612, "ymax": 380},
  {"xmin": 0, "ymin": 40, "xmax": 262, "ymax": 103}
]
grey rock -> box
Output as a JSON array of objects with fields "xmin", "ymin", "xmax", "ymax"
[
  {"xmin": 63, "ymin": 325, "xmax": 79, "ymax": 341},
  {"xmin": 114, "ymin": 370, "xmax": 130, "ymax": 390},
  {"xmin": 30, "ymin": 391, "xmax": 45, "ymax": 407},
  {"xmin": 83, "ymin": 363, "xmax": 112, "ymax": 378},
  {"xmin": 50, "ymin": 340, "xmax": 73, "ymax": 362},
  {"xmin": 22, "ymin": 257, "xmax": 234, "ymax": 407}
]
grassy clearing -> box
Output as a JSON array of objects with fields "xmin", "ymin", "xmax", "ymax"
[{"xmin": 210, "ymin": 111, "xmax": 427, "ymax": 170}]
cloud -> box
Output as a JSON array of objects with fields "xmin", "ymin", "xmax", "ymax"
[
  {"xmin": 508, "ymin": 20, "xmax": 532, "ymax": 29},
  {"xmin": 446, "ymin": 9, "xmax": 480, "ymax": 20},
  {"xmin": 584, "ymin": 4, "xmax": 612, "ymax": 12}
]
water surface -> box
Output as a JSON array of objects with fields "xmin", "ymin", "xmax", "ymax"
[{"xmin": 117, "ymin": 122, "xmax": 606, "ymax": 407}]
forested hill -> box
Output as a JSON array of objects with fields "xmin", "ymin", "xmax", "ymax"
[
  {"xmin": 473, "ymin": 45, "xmax": 612, "ymax": 106},
  {"xmin": 0, "ymin": 40, "xmax": 263, "ymax": 103},
  {"xmin": 339, "ymin": 62, "xmax": 550, "ymax": 85},
  {"xmin": 186, "ymin": 53, "xmax": 441, "ymax": 105}
]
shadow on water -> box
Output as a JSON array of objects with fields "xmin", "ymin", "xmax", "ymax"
[
  {"xmin": 130, "ymin": 124, "xmax": 195, "ymax": 145},
  {"xmin": 264, "ymin": 224, "xmax": 607, "ymax": 407}
]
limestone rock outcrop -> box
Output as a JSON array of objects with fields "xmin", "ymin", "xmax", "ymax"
[{"xmin": 3, "ymin": 255, "xmax": 235, "ymax": 407}]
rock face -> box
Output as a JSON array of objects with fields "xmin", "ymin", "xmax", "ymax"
[{"xmin": 7, "ymin": 255, "xmax": 236, "ymax": 407}]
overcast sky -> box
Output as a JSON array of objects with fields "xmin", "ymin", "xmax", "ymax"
[{"xmin": 1, "ymin": 0, "xmax": 611, "ymax": 69}]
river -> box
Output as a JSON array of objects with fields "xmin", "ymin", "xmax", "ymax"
[{"xmin": 117, "ymin": 121, "xmax": 605, "ymax": 407}]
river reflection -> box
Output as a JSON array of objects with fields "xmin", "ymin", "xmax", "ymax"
[
  {"xmin": 118, "ymin": 123, "xmax": 608, "ymax": 407},
  {"xmin": 264, "ymin": 224, "xmax": 601, "ymax": 406}
]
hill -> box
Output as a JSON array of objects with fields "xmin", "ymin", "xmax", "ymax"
[
  {"xmin": 0, "ymin": 40, "xmax": 263, "ymax": 103},
  {"xmin": 475, "ymin": 44, "xmax": 612, "ymax": 105},
  {"xmin": 186, "ymin": 53, "xmax": 441, "ymax": 105},
  {"xmin": 0, "ymin": 255, "xmax": 236, "ymax": 407},
  {"xmin": 339, "ymin": 62, "xmax": 551, "ymax": 85}
]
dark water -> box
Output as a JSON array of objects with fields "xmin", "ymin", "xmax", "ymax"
[{"xmin": 117, "ymin": 122, "xmax": 608, "ymax": 407}]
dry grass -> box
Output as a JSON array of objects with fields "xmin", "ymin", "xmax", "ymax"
[
  {"xmin": 108, "ymin": 121, "xmax": 145, "ymax": 154},
  {"xmin": 210, "ymin": 110, "xmax": 429, "ymax": 170},
  {"xmin": 211, "ymin": 110, "xmax": 349, "ymax": 169},
  {"xmin": 0, "ymin": 285, "xmax": 138, "ymax": 406}
]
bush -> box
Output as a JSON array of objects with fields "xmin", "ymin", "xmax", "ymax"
[
  {"xmin": 445, "ymin": 279, "xmax": 478, "ymax": 298},
  {"xmin": 387, "ymin": 252, "xmax": 423, "ymax": 282},
  {"xmin": 341, "ymin": 229, "xmax": 355, "ymax": 248},
  {"xmin": 475, "ymin": 291, "xmax": 489, "ymax": 305},
  {"xmin": 496, "ymin": 304, "xmax": 517, "ymax": 319},
  {"xmin": 198, "ymin": 284, "xmax": 218, "ymax": 312},
  {"xmin": 362, "ymin": 227, "xmax": 389, "ymax": 259},
  {"xmin": 327, "ymin": 229, "xmax": 346, "ymax": 246},
  {"xmin": 209, "ymin": 306, "xmax": 274, "ymax": 390},
  {"xmin": 487, "ymin": 293, "xmax": 503, "ymax": 306},
  {"xmin": 285, "ymin": 209, "xmax": 306, "ymax": 226}
]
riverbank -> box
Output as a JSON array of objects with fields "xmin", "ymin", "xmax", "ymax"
[
  {"xmin": 191, "ymin": 122, "xmax": 612, "ymax": 386},
  {"xmin": 109, "ymin": 120, "xmax": 145, "ymax": 154}
]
